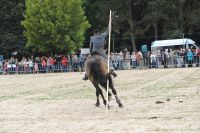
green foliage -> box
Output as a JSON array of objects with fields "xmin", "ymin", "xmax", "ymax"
[
  {"xmin": 1, "ymin": 0, "xmax": 200, "ymax": 54},
  {"xmin": 184, "ymin": 0, "xmax": 200, "ymax": 32},
  {"xmin": 84, "ymin": 0, "xmax": 143, "ymax": 51},
  {"xmin": 84, "ymin": 0, "xmax": 200, "ymax": 49},
  {"xmin": 0, "ymin": 0, "xmax": 25, "ymax": 55},
  {"xmin": 22, "ymin": 0, "xmax": 90, "ymax": 53}
]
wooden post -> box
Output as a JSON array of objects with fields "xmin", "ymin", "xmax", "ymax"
[{"xmin": 106, "ymin": 10, "xmax": 112, "ymax": 115}]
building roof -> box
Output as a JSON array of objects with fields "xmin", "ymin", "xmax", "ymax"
[{"xmin": 151, "ymin": 38, "xmax": 195, "ymax": 48}]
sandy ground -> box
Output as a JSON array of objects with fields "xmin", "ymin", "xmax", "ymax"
[{"xmin": 0, "ymin": 68, "xmax": 200, "ymax": 133}]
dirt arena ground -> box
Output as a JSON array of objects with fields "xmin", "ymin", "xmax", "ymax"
[{"xmin": 0, "ymin": 68, "xmax": 200, "ymax": 133}]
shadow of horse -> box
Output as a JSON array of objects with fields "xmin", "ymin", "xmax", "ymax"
[{"xmin": 85, "ymin": 55, "xmax": 123, "ymax": 108}]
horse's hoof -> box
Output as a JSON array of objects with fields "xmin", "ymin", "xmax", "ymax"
[
  {"xmin": 119, "ymin": 103, "xmax": 123, "ymax": 108},
  {"xmin": 106, "ymin": 105, "xmax": 110, "ymax": 109},
  {"xmin": 95, "ymin": 103, "xmax": 100, "ymax": 107}
]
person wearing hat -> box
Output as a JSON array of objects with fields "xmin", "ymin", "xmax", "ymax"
[{"xmin": 82, "ymin": 26, "xmax": 117, "ymax": 80}]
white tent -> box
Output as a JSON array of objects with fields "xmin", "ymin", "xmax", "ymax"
[
  {"xmin": 151, "ymin": 38, "xmax": 195, "ymax": 48},
  {"xmin": 80, "ymin": 48, "xmax": 90, "ymax": 54}
]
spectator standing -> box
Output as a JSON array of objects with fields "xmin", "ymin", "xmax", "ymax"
[
  {"xmin": 131, "ymin": 52, "xmax": 136, "ymax": 69},
  {"xmin": 150, "ymin": 51, "xmax": 157, "ymax": 68},
  {"xmin": 0, "ymin": 60, "xmax": 2, "ymax": 73},
  {"xmin": 79, "ymin": 54, "xmax": 85, "ymax": 71},
  {"xmin": 13, "ymin": 59, "xmax": 18, "ymax": 73},
  {"xmin": 61, "ymin": 55, "xmax": 68, "ymax": 72},
  {"xmin": 72, "ymin": 54, "xmax": 78, "ymax": 71},
  {"xmin": 22, "ymin": 57, "xmax": 29, "ymax": 74},
  {"xmin": 157, "ymin": 49, "xmax": 162, "ymax": 68},
  {"xmin": 50, "ymin": 57, "xmax": 55, "ymax": 72},
  {"xmin": 28, "ymin": 58, "xmax": 33, "ymax": 73},
  {"xmin": 112, "ymin": 52, "xmax": 118, "ymax": 70},
  {"xmin": 124, "ymin": 52, "xmax": 130, "ymax": 70},
  {"xmin": 196, "ymin": 48, "xmax": 200, "ymax": 67},
  {"xmin": 118, "ymin": 51, "xmax": 123, "ymax": 70},
  {"xmin": 192, "ymin": 48, "xmax": 198, "ymax": 65},
  {"xmin": 169, "ymin": 49, "xmax": 175, "ymax": 68},
  {"xmin": 135, "ymin": 51, "xmax": 142, "ymax": 69},
  {"xmin": 146, "ymin": 51, "xmax": 151, "ymax": 68},
  {"xmin": 3, "ymin": 60, "xmax": 8, "ymax": 74},
  {"xmin": 179, "ymin": 48, "xmax": 185, "ymax": 67},
  {"xmin": 54, "ymin": 54, "xmax": 62, "ymax": 71},
  {"xmin": 46, "ymin": 57, "xmax": 51, "ymax": 72},
  {"xmin": 187, "ymin": 49, "xmax": 193, "ymax": 67},
  {"xmin": 175, "ymin": 49, "xmax": 182, "ymax": 68},
  {"xmin": 164, "ymin": 49, "xmax": 170, "ymax": 68},
  {"xmin": 41, "ymin": 57, "xmax": 47, "ymax": 72},
  {"xmin": 34, "ymin": 57, "xmax": 40, "ymax": 73},
  {"xmin": 138, "ymin": 51, "xmax": 143, "ymax": 67}
]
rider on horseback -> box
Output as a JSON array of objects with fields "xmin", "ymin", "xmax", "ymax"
[{"xmin": 82, "ymin": 26, "xmax": 117, "ymax": 80}]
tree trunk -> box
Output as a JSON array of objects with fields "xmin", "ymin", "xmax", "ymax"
[
  {"xmin": 131, "ymin": 33, "xmax": 137, "ymax": 52},
  {"xmin": 127, "ymin": 0, "xmax": 137, "ymax": 52},
  {"xmin": 179, "ymin": 0, "xmax": 184, "ymax": 33},
  {"xmin": 154, "ymin": 18, "xmax": 158, "ymax": 40},
  {"xmin": 153, "ymin": 4, "xmax": 158, "ymax": 41}
]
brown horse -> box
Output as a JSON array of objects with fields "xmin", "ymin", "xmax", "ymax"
[{"xmin": 84, "ymin": 55, "xmax": 123, "ymax": 108}]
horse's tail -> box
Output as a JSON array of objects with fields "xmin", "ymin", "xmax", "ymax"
[{"xmin": 85, "ymin": 55, "xmax": 108, "ymax": 84}]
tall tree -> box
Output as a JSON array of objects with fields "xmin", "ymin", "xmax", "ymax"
[
  {"xmin": 0, "ymin": 0, "xmax": 25, "ymax": 56},
  {"xmin": 84, "ymin": 0, "xmax": 142, "ymax": 51},
  {"xmin": 184, "ymin": 0, "xmax": 200, "ymax": 32},
  {"xmin": 141, "ymin": 0, "xmax": 170, "ymax": 40},
  {"xmin": 22, "ymin": 0, "xmax": 90, "ymax": 53}
]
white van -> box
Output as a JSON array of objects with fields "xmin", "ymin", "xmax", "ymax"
[{"xmin": 151, "ymin": 38, "xmax": 199, "ymax": 50}]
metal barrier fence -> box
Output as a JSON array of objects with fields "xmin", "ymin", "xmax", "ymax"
[
  {"xmin": 0, "ymin": 56, "xmax": 200, "ymax": 74},
  {"xmin": 124, "ymin": 55, "xmax": 200, "ymax": 69},
  {"xmin": 0, "ymin": 61, "xmax": 85, "ymax": 74}
]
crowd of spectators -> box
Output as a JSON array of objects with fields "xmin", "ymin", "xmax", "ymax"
[
  {"xmin": 110, "ymin": 48, "xmax": 200, "ymax": 70},
  {"xmin": 0, "ymin": 48, "xmax": 200, "ymax": 75},
  {"xmin": 0, "ymin": 54, "xmax": 86, "ymax": 74}
]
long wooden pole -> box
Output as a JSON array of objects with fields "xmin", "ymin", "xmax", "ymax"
[{"xmin": 106, "ymin": 10, "xmax": 112, "ymax": 115}]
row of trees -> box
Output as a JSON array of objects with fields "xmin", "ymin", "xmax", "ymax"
[
  {"xmin": 84, "ymin": 0, "xmax": 200, "ymax": 51},
  {"xmin": 0, "ymin": 0, "xmax": 25, "ymax": 56},
  {"xmin": 0, "ymin": 0, "xmax": 200, "ymax": 57}
]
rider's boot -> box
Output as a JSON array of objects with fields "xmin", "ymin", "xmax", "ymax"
[
  {"xmin": 110, "ymin": 69, "xmax": 117, "ymax": 78},
  {"xmin": 82, "ymin": 73, "xmax": 89, "ymax": 80}
]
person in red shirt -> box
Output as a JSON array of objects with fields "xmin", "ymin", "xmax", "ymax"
[
  {"xmin": 61, "ymin": 55, "xmax": 68, "ymax": 72},
  {"xmin": 41, "ymin": 57, "xmax": 47, "ymax": 72},
  {"xmin": 50, "ymin": 57, "xmax": 55, "ymax": 72}
]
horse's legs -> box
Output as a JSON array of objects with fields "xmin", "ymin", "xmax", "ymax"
[
  {"xmin": 93, "ymin": 83, "xmax": 109, "ymax": 108},
  {"xmin": 95, "ymin": 87, "xmax": 100, "ymax": 107},
  {"xmin": 108, "ymin": 92, "xmax": 112, "ymax": 101},
  {"xmin": 101, "ymin": 83, "xmax": 112, "ymax": 101},
  {"xmin": 108, "ymin": 76, "xmax": 123, "ymax": 108}
]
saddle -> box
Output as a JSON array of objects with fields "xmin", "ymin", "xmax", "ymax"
[
  {"xmin": 90, "ymin": 51, "xmax": 117, "ymax": 78},
  {"xmin": 91, "ymin": 51, "xmax": 102, "ymax": 56},
  {"xmin": 90, "ymin": 51, "xmax": 107, "ymax": 63}
]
